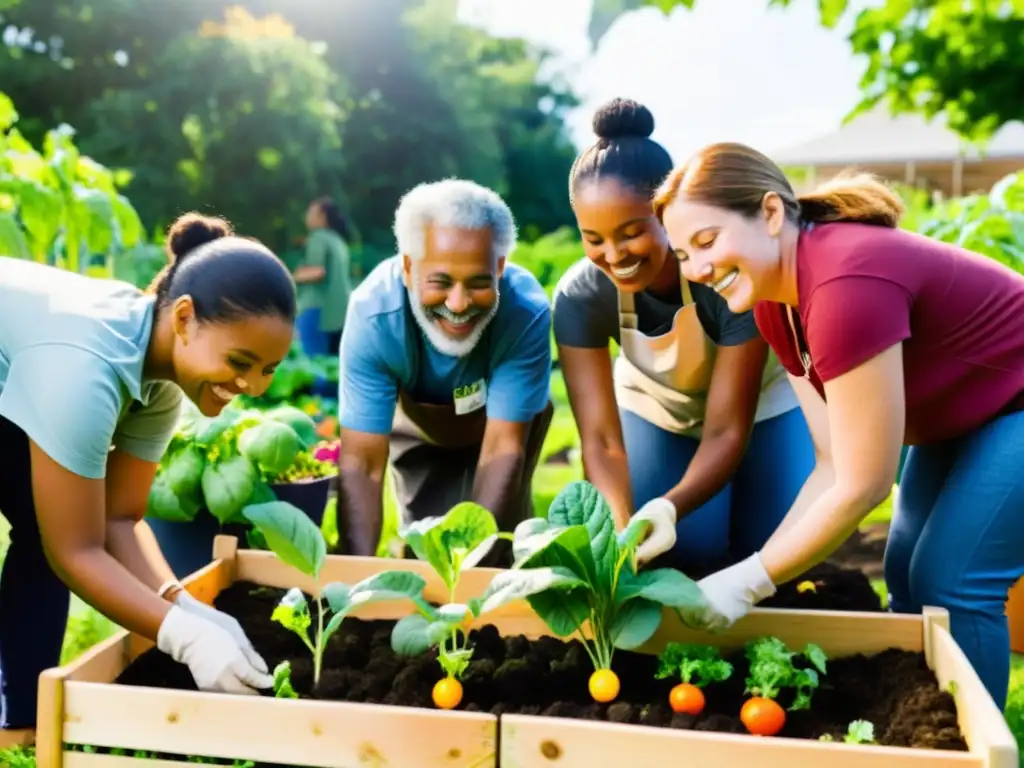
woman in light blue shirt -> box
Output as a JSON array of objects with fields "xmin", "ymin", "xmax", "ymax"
[{"xmin": 0, "ymin": 213, "xmax": 296, "ymax": 731}]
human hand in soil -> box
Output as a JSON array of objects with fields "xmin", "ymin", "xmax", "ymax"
[
  {"xmin": 157, "ymin": 606, "xmax": 274, "ymax": 695},
  {"xmin": 684, "ymin": 553, "xmax": 777, "ymax": 632},
  {"xmin": 632, "ymin": 498, "xmax": 678, "ymax": 564},
  {"xmin": 175, "ymin": 590, "xmax": 269, "ymax": 673}
]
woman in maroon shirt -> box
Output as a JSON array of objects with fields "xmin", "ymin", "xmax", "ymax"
[{"xmin": 652, "ymin": 141, "xmax": 1024, "ymax": 709}]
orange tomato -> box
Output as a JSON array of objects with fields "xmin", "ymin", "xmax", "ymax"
[
  {"xmin": 432, "ymin": 677, "xmax": 463, "ymax": 710},
  {"xmin": 740, "ymin": 697, "xmax": 786, "ymax": 736},
  {"xmin": 668, "ymin": 682, "xmax": 705, "ymax": 715},
  {"xmin": 588, "ymin": 669, "xmax": 620, "ymax": 703}
]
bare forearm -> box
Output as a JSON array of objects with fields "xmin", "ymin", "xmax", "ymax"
[
  {"xmin": 472, "ymin": 452, "xmax": 525, "ymax": 530},
  {"xmin": 664, "ymin": 430, "xmax": 746, "ymax": 522},
  {"xmin": 50, "ymin": 546, "xmax": 171, "ymax": 639},
  {"xmin": 105, "ymin": 518, "xmax": 177, "ymax": 589},
  {"xmin": 760, "ymin": 478, "xmax": 878, "ymax": 586},
  {"xmin": 766, "ymin": 460, "xmax": 835, "ymax": 541},
  {"xmin": 581, "ymin": 444, "xmax": 634, "ymax": 530},
  {"xmin": 337, "ymin": 468, "xmax": 383, "ymax": 556}
]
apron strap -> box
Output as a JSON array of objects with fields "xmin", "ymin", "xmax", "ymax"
[
  {"xmin": 618, "ymin": 288, "xmax": 639, "ymax": 330},
  {"xmin": 679, "ymin": 270, "xmax": 694, "ymax": 305}
]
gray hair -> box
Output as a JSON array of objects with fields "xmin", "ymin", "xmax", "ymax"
[{"xmin": 393, "ymin": 178, "xmax": 517, "ymax": 262}]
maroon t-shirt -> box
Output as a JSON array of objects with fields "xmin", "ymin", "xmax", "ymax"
[{"xmin": 754, "ymin": 221, "xmax": 1024, "ymax": 444}]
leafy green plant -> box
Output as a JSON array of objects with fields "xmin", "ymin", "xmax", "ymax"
[
  {"xmin": 739, "ymin": 636, "xmax": 829, "ymax": 736},
  {"xmin": 905, "ymin": 169, "xmax": 1024, "ymax": 274},
  {"xmin": 243, "ymin": 499, "xmax": 428, "ymax": 688},
  {"xmin": 468, "ymin": 480, "xmax": 708, "ymax": 703},
  {"xmin": 389, "ymin": 502, "xmax": 541, "ymax": 708},
  {"xmin": 656, "ymin": 642, "xmax": 733, "ymax": 715},
  {"xmin": 744, "ymin": 636, "xmax": 828, "ymax": 711},
  {"xmin": 0, "ymin": 89, "xmax": 144, "ymax": 274},
  {"xmin": 147, "ymin": 401, "xmax": 328, "ymax": 525},
  {"xmin": 820, "ymin": 719, "xmax": 876, "ymax": 744}
]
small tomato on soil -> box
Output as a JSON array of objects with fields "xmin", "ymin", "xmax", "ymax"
[
  {"xmin": 433, "ymin": 677, "xmax": 463, "ymax": 710},
  {"xmin": 589, "ymin": 669, "xmax": 620, "ymax": 703},
  {"xmin": 740, "ymin": 697, "xmax": 786, "ymax": 736},
  {"xmin": 669, "ymin": 682, "xmax": 705, "ymax": 715}
]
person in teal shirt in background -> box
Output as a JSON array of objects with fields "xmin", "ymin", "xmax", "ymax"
[
  {"xmin": 334, "ymin": 179, "xmax": 554, "ymax": 565},
  {"xmin": 0, "ymin": 213, "xmax": 296, "ymax": 732},
  {"xmin": 293, "ymin": 196, "xmax": 354, "ymax": 359}
]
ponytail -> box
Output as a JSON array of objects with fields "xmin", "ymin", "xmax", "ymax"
[{"xmin": 797, "ymin": 171, "xmax": 904, "ymax": 228}]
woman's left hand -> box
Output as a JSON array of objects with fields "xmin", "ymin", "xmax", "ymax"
[
  {"xmin": 685, "ymin": 554, "xmax": 777, "ymax": 632},
  {"xmin": 175, "ymin": 590, "xmax": 269, "ymax": 673}
]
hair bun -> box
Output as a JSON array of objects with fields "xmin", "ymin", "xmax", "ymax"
[
  {"xmin": 592, "ymin": 97, "xmax": 655, "ymax": 140},
  {"xmin": 166, "ymin": 212, "xmax": 233, "ymax": 262}
]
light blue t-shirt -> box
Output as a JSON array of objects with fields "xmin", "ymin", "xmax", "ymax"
[
  {"xmin": 0, "ymin": 257, "xmax": 183, "ymax": 479},
  {"xmin": 338, "ymin": 256, "xmax": 552, "ymax": 435}
]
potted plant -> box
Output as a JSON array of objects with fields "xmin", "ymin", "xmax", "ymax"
[{"xmin": 144, "ymin": 399, "xmax": 336, "ymax": 576}]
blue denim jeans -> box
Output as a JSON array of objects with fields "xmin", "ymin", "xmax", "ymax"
[
  {"xmin": 884, "ymin": 409, "xmax": 1024, "ymax": 711},
  {"xmin": 0, "ymin": 417, "xmax": 70, "ymax": 729},
  {"xmin": 295, "ymin": 307, "xmax": 340, "ymax": 398},
  {"xmin": 620, "ymin": 406, "xmax": 816, "ymax": 571}
]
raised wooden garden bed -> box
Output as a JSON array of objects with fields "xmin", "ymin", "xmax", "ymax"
[{"xmin": 32, "ymin": 536, "xmax": 1017, "ymax": 768}]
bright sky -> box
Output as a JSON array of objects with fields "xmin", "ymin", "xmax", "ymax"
[{"xmin": 458, "ymin": 0, "xmax": 866, "ymax": 163}]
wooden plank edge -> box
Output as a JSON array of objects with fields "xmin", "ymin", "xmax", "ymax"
[
  {"xmin": 65, "ymin": 756, "xmax": 192, "ymax": 768},
  {"xmin": 0, "ymin": 728, "xmax": 35, "ymax": 749},
  {"xmin": 498, "ymin": 714, "xmax": 983, "ymax": 767},
  {"xmin": 925, "ymin": 615, "xmax": 1018, "ymax": 768},
  {"xmin": 62, "ymin": 681, "xmax": 497, "ymax": 768}
]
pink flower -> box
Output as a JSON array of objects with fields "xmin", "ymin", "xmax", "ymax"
[{"xmin": 314, "ymin": 441, "xmax": 340, "ymax": 463}]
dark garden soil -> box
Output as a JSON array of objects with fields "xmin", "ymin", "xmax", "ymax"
[{"xmin": 112, "ymin": 579, "xmax": 966, "ymax": 759}]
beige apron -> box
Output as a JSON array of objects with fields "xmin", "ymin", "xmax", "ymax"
[
  {"xmin": 387, "ymin": 386, "xmax": 554, "ymax": 561},
  {"xmin": 613, "ymin": 264, "xmax": 717, "ymax": 435}
]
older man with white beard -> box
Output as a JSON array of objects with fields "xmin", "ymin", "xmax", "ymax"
[{"xmin": 335, "ymin": 178, "xmax": 554, "ymax": 564}]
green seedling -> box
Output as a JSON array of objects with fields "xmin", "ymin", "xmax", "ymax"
[
  {"xmin": 272, "ymin": 660, "xmax": 298, "ymax": 699},
  {"xmin": 656, "ymin": 642, "xmax": 733, "ymax": 715},
  {"xmin": 740, "ymin": 636, "xmax": 829, "ymax": 736},
  {"xmin": 469, "ymin": 480, "xmax": 709, "ymax": 704},
  {"xmin": 244, "ymin": 500, "xmax": 427, "ymax": 688},
  {"xmin": 389, "ymin": 502, "xmax": 524, "ymax": 708},
  {"xmin": 819, "ymin": 719, "xmax": 876, "ymax": 744}
]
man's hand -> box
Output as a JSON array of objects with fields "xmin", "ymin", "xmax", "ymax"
[{"xmin": 174, "ymin": 589, "xmax": 269, "ymax": 673}]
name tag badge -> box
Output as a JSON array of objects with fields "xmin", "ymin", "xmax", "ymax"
[{"xmin": 453, "ymin": 379, "xmax": 487, "ymax": 415}]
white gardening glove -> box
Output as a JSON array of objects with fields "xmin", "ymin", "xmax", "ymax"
[
  {"xmin": 175, "ymin": 589, "xmax": 269, "ymax": 674},
  {"xmin": 157, "ymin": 606, "xmax": 274, "ymax": 695},
  {"xmin": 685, "ymin": 553, "xmax": 777, "ymax": 632},
  {"xmin": 632, "ymin": 498, "xmax": 678, "ymax": 565}
]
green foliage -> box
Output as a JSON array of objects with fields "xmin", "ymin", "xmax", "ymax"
[
  {"xmin": 244, "ymin": 499, "xmax": 426, "ymax": 687},
  {"xmin": 146, "ymin": 400, "xmax": 328, "ymax": 526},
  {"xmin": 904, "ymin": 170, "xmax": 1024, "ymax": 273},
  {"xmin": 0, "ymin": 89, "xmax": 143, "ymax": 272},
  {"xmin": 656, "ymin": 642, "xmax": 734, "ymax": 688},
  {"xmin": 391, "ymin": 502, "xmax": 518, "ymax": 680},
  {"xmin": 0, "ymin": 0, "xmax": 580, "ymax": 251},
  {"xmin": 744, "ymin": 637, "xmax": 828, "ymax": 711},
  {"xmin": 471, "ymin": 480, "xmax": 707, "ymax": 673}
]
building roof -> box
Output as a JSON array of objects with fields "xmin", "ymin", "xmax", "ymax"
[{"xmin": 773, "ymin": 106, "xmax": 1024, "ymax": 166}]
